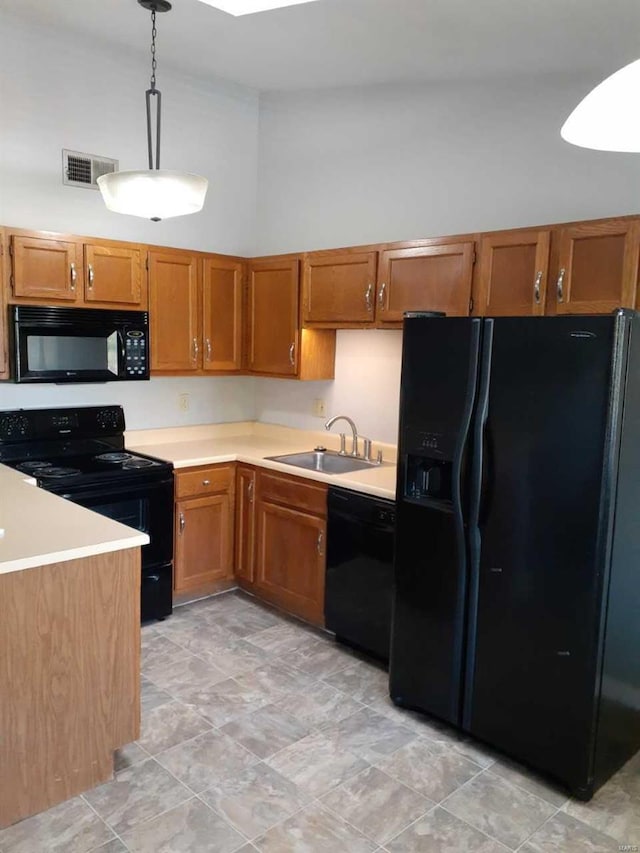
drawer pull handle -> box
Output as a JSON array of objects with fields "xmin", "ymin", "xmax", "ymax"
[
  {"xmin": 533, "ymin": 270, "xmax": 542, "ymax": 304},
  {"xmin": 247, "ymin": 479, "xmax": 254, "ymax": 502},
  {"xmin": 365, "ymin": 282, "xmax": 373, "ymax": 312},
  {"xmin": 556, "ymin": 268, "xmax": 565, "ymax": 303},
  {"xmin": 317, "ymin": 530, "xmax": 324, "ymax": 556},
  {"xmin": 192, "ymin": 337, "xmax": 199, "ymax": 362},
  {"xmin": 289, "ymin": 342, "xmax": 296, "ymax": 366},
  {"xmin": 88, "ymin": 263, "xmax": 94, "ymax": 289},
  {"xmin": 70, "ymin": 262, "xmax": 77, "ymax": 291},
  {"xmin": 378, "ymin": 281, "xmax": 387, "ymax": 309},
  {"xmin": 202, "ymin": 479, "xmax": 210, "ymax": 486},
  {"xmin": 206, "ymin": 338, "xmax": 212, "ymax": 362},
  {"xmin": 179, "ymin": 512, "xmax": 185, "ymax": 534}
]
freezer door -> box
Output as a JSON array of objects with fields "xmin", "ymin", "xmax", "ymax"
[
  {"xmin": 466, "ymin": 314, "xmax": 625, "ymax": 796},
  {"xmin": 390, "ymin": 315, "xmax": 482, "ymax": 726}
]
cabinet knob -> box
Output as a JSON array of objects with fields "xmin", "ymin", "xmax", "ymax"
[{"xmin": 202, "ymin": 479, "xmax": 210, "ymax": 486}]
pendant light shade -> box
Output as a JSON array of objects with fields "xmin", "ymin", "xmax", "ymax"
[
  {"xmin": 99, "ymin": 0, "xmax": 208, "ymax": 221},
  {"xmin": 561, "ymin": 58, "xmax": 640, "ymax": 152},
  {"xmin": 98, "ymin": 170, "xmax": 208, "ymax": 221}
]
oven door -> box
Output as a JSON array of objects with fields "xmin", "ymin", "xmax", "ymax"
[{"xmin": 53, "ymin": 474, "xmax": 174, "ymax": 621}]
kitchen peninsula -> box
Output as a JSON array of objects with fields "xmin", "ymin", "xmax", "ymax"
[{"xmin": 0, "ymin": 465, "xmax": 148, "ymax": 828}]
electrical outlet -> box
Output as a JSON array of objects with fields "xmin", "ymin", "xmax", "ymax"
[
  {"xmin": 179, "ymin": 393, "xmax": 190, "ymax": 412},
  {"xmin": 312, "ymin": 398, "xmax": 326, "ymax": 417}
]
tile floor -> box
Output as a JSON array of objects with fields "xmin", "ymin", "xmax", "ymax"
[{"xmin": 1, "ymin": 590, "xmax": 638, "ymax": 853}]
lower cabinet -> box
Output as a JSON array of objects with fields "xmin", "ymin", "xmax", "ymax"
[
  {"xmin": 235, "ymin": 466, "xmax": 327, "ymax": 627},
  {"xmin": 174, "ymin": 464, "xmax": 235, "ymax": 594}
]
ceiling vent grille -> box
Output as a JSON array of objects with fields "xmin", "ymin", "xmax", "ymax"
[{"xmin": 62, "ymin": 149, "xmax": 118, "ymax": 189}]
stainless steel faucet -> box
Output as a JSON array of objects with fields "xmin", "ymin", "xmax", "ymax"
[{"xmin": 325, "ymin": 414, "xmax": 359, "ymax": 456}]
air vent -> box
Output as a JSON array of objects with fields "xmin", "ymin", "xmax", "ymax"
[{"xmin": 62, "ymin": 149, "xmax": 118, "ymax": 189}]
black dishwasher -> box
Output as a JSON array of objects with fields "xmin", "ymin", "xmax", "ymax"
[{"xmin": 325, "ymin": 486, "xmax": 396, "ymax": 664}]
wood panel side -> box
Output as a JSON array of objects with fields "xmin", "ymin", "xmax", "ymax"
[{"xmin": 0, "ymin": 549, "xmax": 140, "ymax": 829}]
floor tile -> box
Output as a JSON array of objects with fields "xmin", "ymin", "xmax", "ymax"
[
  {"xmin": 376, "ymin": 736, "xmax": 483, "ymax": 802},
  {"xmin": 90, "ymin": 840, "xmax": 128, "ymax": 853},
  {"xmin": 386, "ymin": 805, "xmax": 510, "ymax": 853},
  {"xmin": 193, "ymin": 637, "xmax": 271, "ymax": 678},
  {"xmin": 266, "ymin": 729, "xmax": 369, "ymax": 798},
  {"xmin": 233, "ymin": 661, "xmax": 316, "ymax": 701},
  {"xmin": 179, "ymin": 677, "xmax": 274, "ymax": 728},
  {"xmin": 322, "ymin": 660, "xmax": 390, "ymax": 705},
  {"xmin": 140, "ymin": 677, "xmax": 174, "ymax": 713},
  {"xmin": 137, "ymin": 700, "xmax": 212, "ymax": 755},
  {"xmin": 253, "ymin": 801, "xmax": 377, "ymax": 853},
  {"xmin": 279, "ymin": 636, "xmax": 361, "ymax": 678},
  {"xmin": 83, "ymin": 758, "xmax": 191, "ymax": 836},
  {"xmin": 321, "ymin": 706, "xmax": 416, "ymax": 763},
  {"xmin": 215, "ymin": 607, "xmax": 282, "ymax": 637},
  {"xmin": 114, "ymin": 741, "xmax": 150, "ymax": 773},
  {"xmin": 120, "ymin": 796, "xmax": 246, "ymax": 853},
  {"xmin": 143, "ymin": 654, "xmax": 229, "ymax": 698},
  {"xmin": 141, "ymin": 634, "xmax": 191, "ymax": 672},
  {"xmin": 244, "ymin": 622, "xmax": 321, "ymax": 656},
  {"xmin": 490, "ymin": 758, "xmax": 569, "ymax": 807},
  {"xmin": 220, "ymin": 703, "xmax": 311, "ymax": 759},
  {"xmin": 156, "ymin": 729, "xmax": 259, "ymax": 794},
  {"xmin": 520, "ymin": 811, "xmax": 622, "ymax": 852},
  {"xmin": 562, "ymin": 752, "xmax": 640, "ymax": 844},
  {"xmin": 321, "ymin": 765, "xmax": 433, "ymax": 845},
  {"xmin": 442, "ymin": 770, "xmax": 557, "ymax": 849},
  {"xmin": 272, "ymin": 681, "xmax": 364, "ymax": 729},
  {"xmin": 0, "ymin": 796, "xmax": 114, "ymax": 853},
  {"xmin": 200, "ymin": 762, "xmax": 311, "ymax": 839}
]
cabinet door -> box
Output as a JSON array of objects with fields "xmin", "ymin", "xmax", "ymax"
[
  {"xmin": 553, "ymin": 219, "xmax": 640, "ymax": 314},
  {"xmin": 255, "ymin": 500, "xmax": 325, "ymax": 625},
  {"xmin": 0, "ymin": 229, "xmax": 7, "ymax": 379},
  {"xmin": 302, "ymin": 251, "xmax": 377, "ymax": 325},
  {"xmin": 84, "ymin": 243, "xmax": 143, "ymax": 307},
  {"xmin": 377, "ymin": 242, "xmax": 475, "ymax": 324},
  {"xmin": 202, "ymin": 257, "xmax": 243, "ymax": 372},
  {"xmin": 149, "ymin": 250, "xmax": 201, "ymax": 372},
  {"xmin": 247, "ymin": 258, "xmax": 299, "ymax": 376},
  {"xmin": 474, "ymin": 230, "xmax": 550, "ymax": 316},
  {"xmin": 174, "ymin": 494, "xmax": 233, "ymax": 593},
  {"xmin": 235, "ymin": 465, "xmax": 256, "ymax": 585},
  {"xmin": 10, "ymin": 235, "xmax": 81, "ymax": 302}
]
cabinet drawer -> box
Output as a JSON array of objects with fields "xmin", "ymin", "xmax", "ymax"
[
  {"xmin": 175, "ymin": 464, "xmax": 234, "ymax": 498},
  {"xmin": 259, "ymin": 470, "xmax": 327, "ymax": 517}
]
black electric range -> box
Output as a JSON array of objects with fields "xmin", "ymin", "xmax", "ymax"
[{"xmin": 0, "ymin": 405, "xmax": 174, "ymax": 622}]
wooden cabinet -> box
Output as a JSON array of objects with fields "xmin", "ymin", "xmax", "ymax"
[
  {"xmin": 235, "ymin": 464, "xmax": 257, "ymax": 586},
  {"xmin": 550, "ymin": 219, "xmax": 640, "ymax": 315},
  {"xmin": 301, "ymin": 240, "xmax": 476, "ymax": 328},
  {"xmin": 247, "ymin": 255, "xmax": 336, "ymax": 379},
  {"xmin": 302, "ymin": 250, "xmax": 378, "ymax": 326},
  {"xmin": 149, "ymin": 249, "xmax": 244, "ymax": 375},
  {"xmin": 7, "ymin": 230, "xmax": 146, "ymax": 309},
  {"xmin": 0, "ymin": 229, "xmax": 8, "ymax": 380},
  {"xmin": 253, "ymin": 469, "xmax": 327, "ymax": 626},
  {"xmin": 474, "ymin": 229, "xmax": 550, "ymax": 316},
  {"xmin": 174, "ymin": 464, "xmax": 235, "ymax": 594}
]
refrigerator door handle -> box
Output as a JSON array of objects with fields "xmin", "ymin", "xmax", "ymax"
[{"xmin": 462, "ymin": 317, "xmax": 494, "ymax": 729}]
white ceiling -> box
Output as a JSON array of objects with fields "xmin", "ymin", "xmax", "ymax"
[{"xmin": 3, "ymin": 0, "xmax": 640, "ymax": 92}]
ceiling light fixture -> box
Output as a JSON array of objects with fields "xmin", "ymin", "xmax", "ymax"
[
  {"xmin": 561, "ymin": 58, "xmax": 640, "ymax": 152},
  {"xmin": 97, "ymin": 0, "xmax": 208, "ymax": 221},
  {"xmin": 196, "ymin": 0, "xmax": 319, "ymax": 16}
]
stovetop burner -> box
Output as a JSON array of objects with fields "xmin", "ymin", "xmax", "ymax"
[
  {"xmin": 95, "ymin": 452, "xmax": 134, "ymax": 463},
  {"xmin": 16, "ymin": 460, "xmax": 53, "ymax": 472},
  {"xmin": 123, "ymin": 458, "xmax": 156, "ymax": 469},
  {"xmin": 38, "ymin": 466, "xmax": 82, "ymax": 479}
]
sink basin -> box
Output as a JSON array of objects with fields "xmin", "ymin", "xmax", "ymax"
[{"xmin": 266, "ymin": 449, "xmax": 381, "ymax": 475}]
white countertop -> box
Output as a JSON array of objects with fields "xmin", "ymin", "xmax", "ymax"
[
  {"xmin": 0, "ymin": 464, "xmax": 149, "ymax": 576},
  {"xmin": 127, "ymin": 421, "xmax": 397, "ymax": 500}
]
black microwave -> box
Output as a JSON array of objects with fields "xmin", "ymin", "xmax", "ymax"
[{"xmin": 12, "ymin": 305, "xmax": 150, "ymax": 383}]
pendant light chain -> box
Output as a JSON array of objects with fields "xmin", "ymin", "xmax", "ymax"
[{"xmin": 150, "ymin": 9, "xmax": 157, "ymax": 91}]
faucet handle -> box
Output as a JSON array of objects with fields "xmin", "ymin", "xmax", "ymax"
[{"xmin": 361, "ymin": 437, "xmax": 372, "ymax": 461}]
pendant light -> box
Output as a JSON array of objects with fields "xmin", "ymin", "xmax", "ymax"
[
  {"xmin": 98, "ymin": 0, "xmax": 208, "ymax": 221},
  {"xmin": 561, "ymin": 58, "xmax": 640, "ymax": 152}
]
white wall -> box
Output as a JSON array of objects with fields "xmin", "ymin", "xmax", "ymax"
[
  {"xmin": 252, "ymin": 75, "xmax": 640, "ymax": 440},
  {"xmin": 0, "ymin": 13, "xmax": 259, "ymax": 427}
]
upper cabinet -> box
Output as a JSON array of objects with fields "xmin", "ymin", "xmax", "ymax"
[
  {"xmin": 301, "ymin": 239, "xmax": 476, "ymax": 328},
  {"xmin": 148, "ymin": 248, "xmax": 244, "ymax": 375},
  {"xmin": 550, "ymin": 219, "xmax": 640, "ymax": 315},
  {"xmin": 247, "ymin": 256, "xmax": 335, "ymax": 379},
  {"xmin": 377, "ymin": 241, "xmax": 476, "ymax": 325},
  {"xmin": 0, "ymin": 228, "xmax": 7, "ymax": 380},
  {"xmin": 474, "ymin": 228, "xmax": 550, "ymax": 317},
  {"xmin": 6, "ymin": 230, "xmax": 147, "ymax": 309}
]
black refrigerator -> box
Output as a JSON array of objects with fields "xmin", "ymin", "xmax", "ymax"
[{"xmin": 389, "ymin": 310, "xmax": 640, "ymax": 800}]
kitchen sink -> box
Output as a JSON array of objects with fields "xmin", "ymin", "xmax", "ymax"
[{"xmin": 265, "ymin": 449, "xmax": 381, "ymax": 475}]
